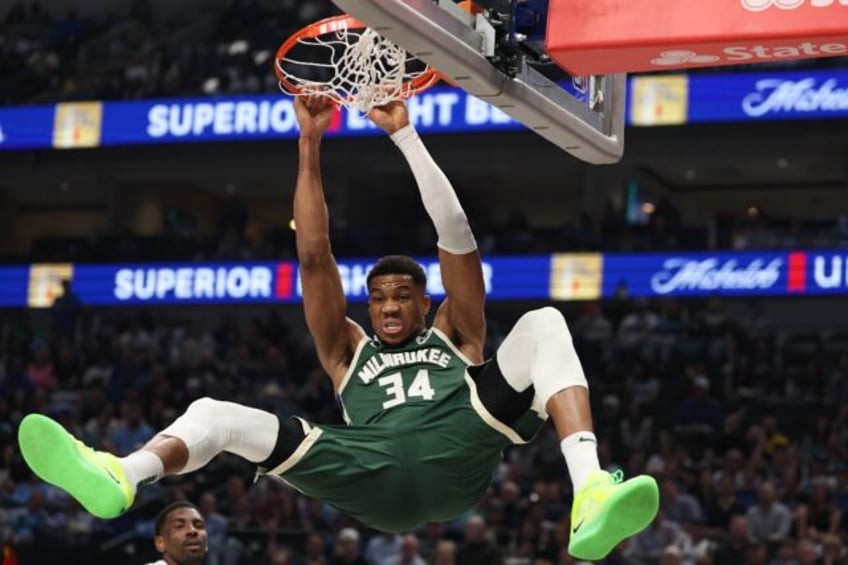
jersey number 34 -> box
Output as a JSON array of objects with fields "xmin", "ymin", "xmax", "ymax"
[{"xmin": 378, "ymin": 369, "xmax": 435, "ymax": 409}]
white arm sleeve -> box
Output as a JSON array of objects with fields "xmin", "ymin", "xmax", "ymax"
[{"xmin": 391, "ymin": 124, "xmax": 477, "ymax": 254}]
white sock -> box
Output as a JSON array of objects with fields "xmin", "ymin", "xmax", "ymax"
[
  {"xmin": 561, "ymin": 431, "xmax": 601, "ymax": 491},
  {"xmin": 120, "ymin": 450, "xmax": 164, "ymax": 493}
]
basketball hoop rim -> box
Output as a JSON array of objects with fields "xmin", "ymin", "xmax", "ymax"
[{"xmin": 275, "ymin": 13, "xmax": 440, "ymax": 98}]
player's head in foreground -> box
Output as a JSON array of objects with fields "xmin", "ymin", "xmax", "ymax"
[{"xmin": 366, "ymin": 255, "xmax": 431, "ymax": 346}]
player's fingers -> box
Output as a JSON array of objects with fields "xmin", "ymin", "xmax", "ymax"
[{"xmin": 316, "ymin": 95, "xmax": 333, "ymax": 112}]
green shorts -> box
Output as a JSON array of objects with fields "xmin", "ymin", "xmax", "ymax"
[{"xmin": 264, "ymin": 373, "xmax": 546, "ymax": 532}]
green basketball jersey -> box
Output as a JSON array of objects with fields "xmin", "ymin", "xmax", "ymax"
[{"xmin": 338, "ymin": 328, "xmax": 470, "ymax": 426}]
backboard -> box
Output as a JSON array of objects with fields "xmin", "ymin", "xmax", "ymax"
[{"xmin": 329, "ymin": 0, "xmax": 626, "ymax": 165}]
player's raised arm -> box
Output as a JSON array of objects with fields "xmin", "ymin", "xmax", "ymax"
[
  {"xmin": 294, "ymin": 95, "xmax": 364, "ymax": 388},
  {"xmin": 369, "ymin": 102, "xmax": 486, "ymax": 362}
]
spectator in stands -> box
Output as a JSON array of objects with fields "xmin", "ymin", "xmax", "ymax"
[
  {"xmin": 364, "ymin": 532, "xmax": 401, "ymax": 564},
  {"xmin": 821, "ymin": 533, "xmax": 847, "ymax": 565},
  {"xmin": 713, "ymin": 418, "xmax": 748, "ymax": 461},
  {"xmin": 25, "ymin": 343, "xmax": 55, "ymax": 390},
  {"xmin": 619, "ymin": 400, "xmax": 654, "ymax": 454},
  {"xmin": 302, "ymin": 532, "xmax": 329, "ymax": 565},
  {"xmin": 6, "ymin": 488, "xmax": 61, "ymax": 564},
  {"xmin": 433, "ymin": 539, "xmax": 456, "ymax": 565},
  {"xmin": 416, "ymin": 521, "xmax": 448, "ymax": 563},
  {"xmin": 384, "ymin": 533, "xmax": 426, "ymax": 565},
  {"xmin": 795, "ymin": 482, "xmax": 842, "ymax": 543},
  {"xmin": 199, "ymin": 491, "xmax": 242, "ymax": 565},
  {"xmin": 111, "ymin": 398, "xmax": 155, "ymax": 455},
  {"xmin": 572, "ymin": 302, "xmax": 613, "ymax": 374},
  {"xmin": 623, "ymin": 511, "xmax": 684, "ymax": 564},
  {"xmin": 456, "ymin": 515, "xmax": 502, "ymax": 565},
  {"xmin": 660, "ymin": 479, "xmax": 704, "ymax": 530},
  {"xmin": 795, "ymin": 538, "xmax": 817, "ymax": 565},
  {"xmin": 674, "ymin": 375, "xmax": 722, "ymax": 438},
  {"xmin": 712, "ymin": 514, "xmax": 752, "ymax": 564},
  {"xmin": 616, "ymin": 298, "xmax": 659, "ymax": 362},
  {"xmin": 746, "ymin": 481, "xmax": 792, "ymax": 548},
  {"xmin": 771, "ymin": 540, "xmax": 796, "ymax": 565},
  {"xmin": 703, "ymin": 473, "xmax": 745, "ymax": 538},
  {"xmin": 332, "ymin": 527, "xmax": 366, "ymax": 565},
  {"xmin": 761, "ymin": 416, "xmax": 791, "ymax": 457},
  {"xmin": 269, "ymin": 547, "xmax": 294, "ymax": 565}
]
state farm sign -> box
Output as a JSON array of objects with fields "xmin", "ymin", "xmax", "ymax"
[
  {"xmin": 741, "ymin": 0, "xmax": 848, "ymax": 11},
  {"xmin": 546, "ymin": 0, "xmax": 848, "ymax": 75}
]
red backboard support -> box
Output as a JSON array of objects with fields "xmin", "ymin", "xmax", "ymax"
[{"xmin": 546, "ymin": 0, "xmax": 848, "ymax": 75}]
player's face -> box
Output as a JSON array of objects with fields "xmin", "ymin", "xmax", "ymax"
[
  {"xmin": 155, "ymin": 507, "xmax": 208, "ymax": 565},
  {"xmin": 368, "ymin": 274, "xmax": 430, "ymax": 345}
]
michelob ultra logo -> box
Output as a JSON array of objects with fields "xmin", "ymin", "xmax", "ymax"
[
  {"xmin": 649, "ymin": 257, "xmax": 783, "ymax": 295},
  {"xmin": 741, "ymin": 77, "xmax": 848, "ymax": 118},
  {"xmin": 741, "ymin": 0, "xmax": 848, "ymax": 11}
]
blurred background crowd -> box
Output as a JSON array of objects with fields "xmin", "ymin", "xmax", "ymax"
[
  {"xmin": 0, "ymin": 286, "xmax": 846, "ymax": 564},
  {"xmin": 1, "ymin": 0, "xmax": 848, "ymax": 564},
  {"xmin": 0, "ymin": 0, "xmax": 335, "ymax": 106},
  {"xmin": 3, "ymin": 0, "xmax": 846, "ymax": 107},
  {"xmin": 22, "ymin": 193, "xmax": 848, "ymax": 265}
]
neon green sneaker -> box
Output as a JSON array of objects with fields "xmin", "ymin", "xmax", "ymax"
[
  {"xmin": 568, "ymin": 469, "xmax": 659, "ymax": 561},
  {"xmin": 18, "ymin": 413, "xmax": 134, "ymax": 519}
]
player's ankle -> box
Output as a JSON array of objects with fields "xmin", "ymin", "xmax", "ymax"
[
  {"xmin": 561, "ymin": 431, "xmax": 600, "ymax": 490},
  {"xmin": 120, "ymin": 450, "xmax": 164, "ymax": 491}
]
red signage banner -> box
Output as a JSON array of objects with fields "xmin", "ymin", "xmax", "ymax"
[{"xmin": 546, "ymin": 0, "xmax": 848, "ymax": 75}]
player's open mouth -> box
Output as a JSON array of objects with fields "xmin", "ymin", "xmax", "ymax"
[
  {"xmin": 185, "ymin": 540, "xmax": 203, "ymax": 549},
  {"xmin": 383, "ymin": 321, "xmax": 403, "ymax": 335}
]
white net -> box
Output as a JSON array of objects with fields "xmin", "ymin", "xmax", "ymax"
[{"xmin": 276, "ymin": 23, "xmax": 436, "ymax": 113}]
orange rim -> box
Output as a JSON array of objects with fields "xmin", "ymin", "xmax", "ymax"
[{"xmin": 275, "ymin": 13, "xmax": 438, "ymax": 99}]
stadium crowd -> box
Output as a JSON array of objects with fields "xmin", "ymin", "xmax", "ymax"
[
  {"xmin": 2, "ymin": 0, "xmax": 846, "ymax": 108},
  {"xmin": 0, "ymin": 0, "xmax": 333, "ymax": 106},
  {"xmin": 1, "ymin": 2, "xmax": 847, "ymax": 565},
  {"xmin": 23, "ymin": 192, "xmax": 848, "ymax": 265},
  {"xmin": 0, "ymin": 284, "xmax": 846, "ymax": 564}
]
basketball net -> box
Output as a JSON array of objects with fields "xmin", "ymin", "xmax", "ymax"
[{"xmin": 275, "ymin": 15, "xmax": 438, "ymax": 113}]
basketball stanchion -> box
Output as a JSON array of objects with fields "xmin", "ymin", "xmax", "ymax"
[{"xmin": 327, "ymin": 0, "xmax": 628, "ymax": 165}]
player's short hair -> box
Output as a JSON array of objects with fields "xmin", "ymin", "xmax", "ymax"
[
  {"xmin": 367, "ymin": 255, "xmax": 427, "ymax": 289},
  {"xmin": 155, "ymin": 501, "xmax": 200, "ymax": 536}
]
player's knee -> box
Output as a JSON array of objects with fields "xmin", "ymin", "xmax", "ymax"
[
  {"xmin": 520, "ymin": 307, "xmax": 571, "ymax": 339},
  {"xmin": 184, "ymin": 397, "xmax": 223, "ymax": 423},
  {"xmin": 160, "ymin": 397, "xmax": 228, "ymax": 472},
  {"xmin": 528, "ymin": 306, "xmax": 564, "ymax": 323}
]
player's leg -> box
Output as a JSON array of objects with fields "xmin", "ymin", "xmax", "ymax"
[
  {"xmin": 495, "ymin": 307, "xmax": 597, "ymax": 484},
  {"xmin": 17, "ymin": 398, "xmax": 304, "ymax": 519},
  {"xmin": 494, "ymin": 307, "xmax": 659, "ymax": 561}
]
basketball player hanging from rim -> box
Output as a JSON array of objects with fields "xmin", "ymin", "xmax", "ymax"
[{"xmin": 18, "ymin": 93, "xmax": 659, "ymax": 560}]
